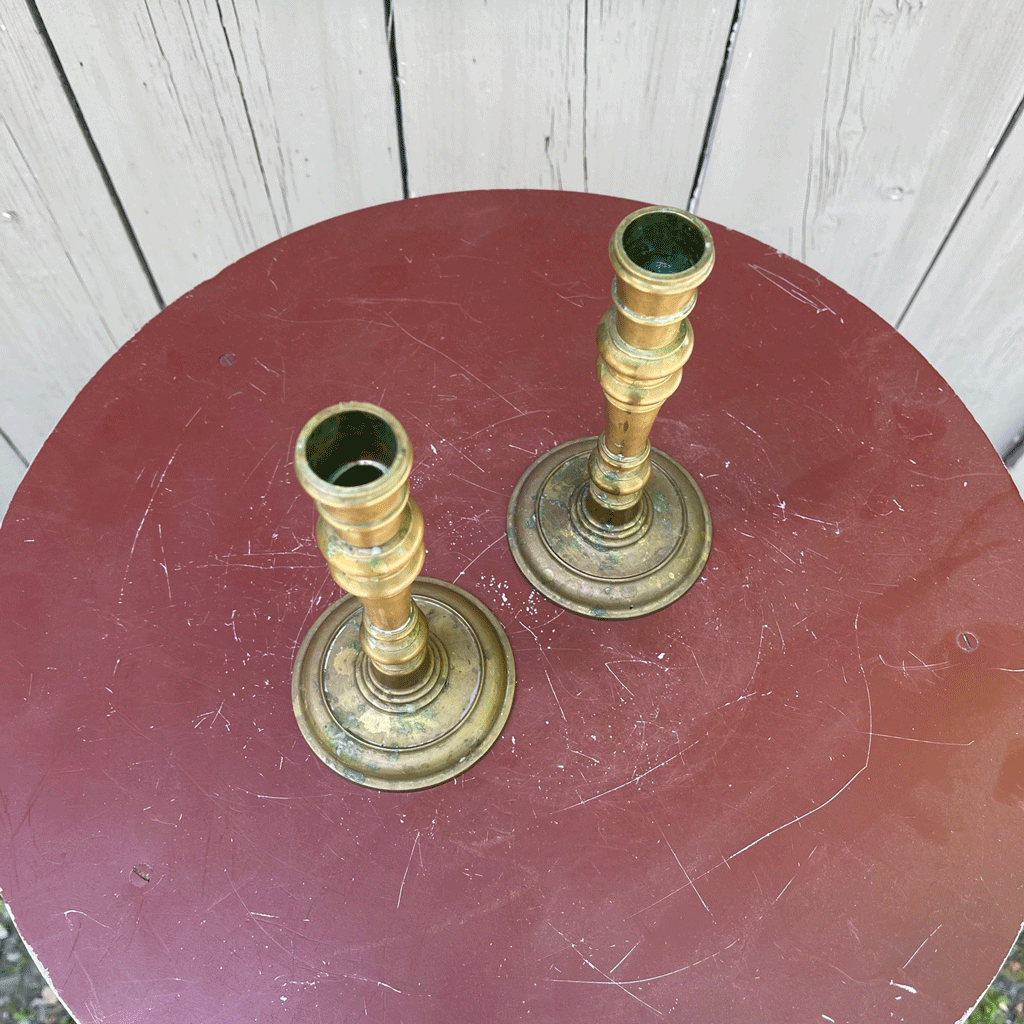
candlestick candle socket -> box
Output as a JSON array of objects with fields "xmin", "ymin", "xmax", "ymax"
[
  {"xmin": 507, "ymin": 206, "xmax": 714, "ymax": 618},
  {"xmin": 292, "ymin": 402, "xmax": 515, "ymax": 790}
]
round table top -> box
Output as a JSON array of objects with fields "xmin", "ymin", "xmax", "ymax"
[{"xmin": 1, "ymin": 190, "xmax": 1023, "ymax": 1024}]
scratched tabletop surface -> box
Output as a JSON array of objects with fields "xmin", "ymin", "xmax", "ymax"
[{"xmin": 1, "ymin": 190, "xmax": 1023, "ymax": 1024}]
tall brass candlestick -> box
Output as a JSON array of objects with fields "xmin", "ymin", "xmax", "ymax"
[
  {"xmin": 292, "ymin": 402, "xmax": 515, "ymax": 790},
  {"xmin": 507, "ymin": 206, "xmax": 714, "ymax": 618}
]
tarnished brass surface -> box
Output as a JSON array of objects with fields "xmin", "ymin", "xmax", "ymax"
[
  {"xmin": 507, "ymin": 207, "xmax": 714, "ymax": 619},
  {"xmin": 507, "ymin": 438, "xmax": 711, "ymax": 619},
  {"xmin": 293, "ymin": 580, "xmax": 515, "ymax": 790},
  {"xmin": 293, "ymin": 403, "xmax": 514, "ymax": 790}
]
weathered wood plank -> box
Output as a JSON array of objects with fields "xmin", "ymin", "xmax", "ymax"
[
  {"xmin": 39, "ymin": 0, "xmax": 402, "ymax": 302},
  {"xmin": 394, "ymin": 0, "xmax": 587, "ymax": 194},
  {"xmin": 900, "ymin": 106, "xmax": 1024, "ymax": 455},
  {"xmin": 394, "ymin": 0, "xmax": 730, "ymax": 201},
  {"xmin": 585, "ymin": 0, "xmax": 733, "ymax": 207},
  {"xmin": 217, "ymin": 1, "xmax": 404, "ymax": 237},
  {"xmin": 698, "ymin": 0, "xmax": 1024, "ymax": 325},
  {"xmin": 0, "ymin": 1, "xmax": 157, "ymax": 461}
]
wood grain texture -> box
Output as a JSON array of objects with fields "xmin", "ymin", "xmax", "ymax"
[
  {"xmin": 585, "ymin": 0, "xmax": 732, "ymax": 208},
  {"xmin": 900, "ymin": 107, "xmax": 1024, "ymax": 455},
  {"xmin": 0, "ymin": 1, "xmax": 157, "ymax": 462},
  {"xmin": 38, "ymin": 0, "xmax": 402, "ymax": 303},
  {"xmin": 697, "ymin": 0, "xmax": 1024, "ymax": 325},
  {"xmin": 217, "ymin": 1, "xmax": 404, "ymax": 239},
  {"xmin": 394, "ymin": 0, "xmax": 586, "ymax": 195}
]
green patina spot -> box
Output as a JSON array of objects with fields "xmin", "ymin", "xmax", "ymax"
[{"xmin": 325, "ymin": 722, "xmax": 364, "ymax": 763}]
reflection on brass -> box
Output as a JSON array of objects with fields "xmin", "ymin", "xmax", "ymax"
[
  {"xmin": 507, "ymin": 207, "xmax": 714, "ymax": 618},
  {"xmin": 292, "ymin": 402, "xmax": 515, "ymax": 790}
]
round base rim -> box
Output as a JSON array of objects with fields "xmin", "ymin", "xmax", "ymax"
[
  {"xmin": 292, "ymin": 579, "xmax": 515, "ymax": 791},
  {"xmin": 506, "ymin": 437, "xmax": 712, "ymax": 619}
]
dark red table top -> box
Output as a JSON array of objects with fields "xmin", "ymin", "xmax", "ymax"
[{"xmin": 1, "ymin": 190, "xmax": 1022, "ymax": 1024}]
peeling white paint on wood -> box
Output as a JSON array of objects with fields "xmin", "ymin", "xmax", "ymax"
[
  {"xmin": 394, "ymin": 0, "xmax": 587, "ymax": 195},
  {"xmin": 0, "ymin": 0, "xmax": 157, "ymax": 462},
  {"xmin": 900, "ymin": 108, "xmax": 1024, "ymax": 455},
  {"xmin": 698, "ymin": 0, "xmax": 1024, "ymax": 327},
  {"xmin": 585, "ymin": 0, "xmax": 732, "ymax": 208},
  {"xmin": 39, "ymin": 0, "xmax": 402, "ymax": 302}
]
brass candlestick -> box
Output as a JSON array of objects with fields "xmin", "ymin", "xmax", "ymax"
[
  {"xmin": 291, "ymin": 402, "xmax": 515, "ymax": 790},
  {"xmin": 507, "ymin": 206, "xmax": 714, "ymax": 618}
]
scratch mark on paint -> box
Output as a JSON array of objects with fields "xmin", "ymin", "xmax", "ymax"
[
  {"xmin": 726, "ymin": 612, "xmax": 873, "ymax": 864},
  {"xmin": 193, "ymin": 700, "xmax": 230, "ymax": 733},
  {"xmin": 868, "ymin": 732, "xmax": 973, "ymax": 747},
  {"xmin": 545, "ymin": 667, "xmax": 566, "ymax": 722},
  {"xmin": 611, "ymin": 939, "xmax": 642, "ymax": 974},
  {"xmin": 156, "ymin": 523, "xmax": 172, "ymax": 602},
  {"xmin": 604, "ymin": 661, "xmax": 636, "ymax": 699},
  {"xmin": 119, "ymin": 443, "xmax": 183, "ymax": 604},
  {"xmin": 724, "ymin": 410, "xmax": 763, "ymax": 440},
  {"xmin": 775, "ymin": 872, "xmax": 798, "ymax": 902},
  {"xmin": 396, "ymin": 830, "xmax": 421, "ymax": 909},
  {"xmin": 380, "ymin": 310, "xmax": 522, "ymax": 413},
  {"xmin": 658, "ymin": 823, "xmax": 712, "ymax": 918},
  {"xmin": 559, "ymin": 753, "xmax": 679, "ymax": 812},
  {"xmin": 452, "ymin": 535, "xmax": 504, "ymax": 584},
  {"xmin": 443, "ymin": 441, "xmax": 485, "ymax": 474},
  {"xmin": 63, "ymin": 910, "xmax": 110, "ymax": 929},
  {"xmin": 463, "ymin": 410, "xmax": 537, "ymax": 440},
  {"xmin": 879, "ymin": 654, "xmax": 951, "ymax": 675},
  {"xmin": 750, "ymin": 264, "xmax": 839, "ymax": 317},
  {"xmin": 547, "ymin": 924, "xmax": 663, "ymax": 1016},
  {"xmin": 902, "ymin": 924, "xmax": 941, "ymax": 969},
  {"xmin": 551, "ymin": 936, "xmax": 741, "ymax": 987},
  {"xmin": 254, "ymin": 357, "xmax": 281, "ymax": 377}
]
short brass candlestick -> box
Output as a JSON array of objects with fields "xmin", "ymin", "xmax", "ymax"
[
  {"xmin": 507, "ymin": 206, "xmax": 714, "ymax": 618},
  {"xmin": 291, "ymin": 402, "xmax": 515, "ymax": 790}
]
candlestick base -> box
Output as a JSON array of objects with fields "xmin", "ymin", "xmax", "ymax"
[
  {"xmin": 507, "ymin": 437, "xmax": 711, "ymax": 618},
  {"xmin": 292, "ymin": 578, "xmax": 515, "ymax": 790}
]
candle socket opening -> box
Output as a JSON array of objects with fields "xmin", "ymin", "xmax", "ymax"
[
  {"xmin": 622, "ymin": 210, "xmax": 705, "ymax": 275},
  {"xmin": 306, "ymin": 410, "xmax": 398, "ymax": 487}
]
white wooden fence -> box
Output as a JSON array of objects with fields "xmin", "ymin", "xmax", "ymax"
[{"xmin": 3, "ymin": 0, "xmax": 1024, "ymax": 517}]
